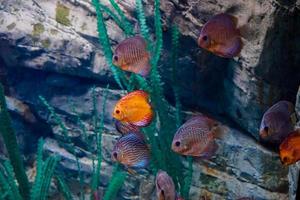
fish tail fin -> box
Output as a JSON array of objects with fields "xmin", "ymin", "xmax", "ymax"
[{"xmin": 213, "ymin": 124, "xmax": 229, "ymax": 139}]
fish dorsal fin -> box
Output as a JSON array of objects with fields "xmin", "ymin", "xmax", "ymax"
[{"xmin": 122, "ymin": 90, "xmax": 149, "ymax": 101}]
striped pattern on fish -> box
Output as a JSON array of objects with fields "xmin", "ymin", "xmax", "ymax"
[{"xmin": 112, "ymin": 133, "xmax": 150, "ymax": 168}]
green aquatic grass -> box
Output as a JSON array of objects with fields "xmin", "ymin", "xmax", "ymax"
[
  {"xmin": 108, "ymin": 0, "xmax": 134, "ymax": 36},
  {"xmin": 0, "ymin": 161, "xmax": 23, "ymax": 200},
  {"xmin": 56, "ymin": 175, "xmax": 73, "ymax": 200},
  {"xmin": 103, "ymin": 165, "xmax": 126, "ymax": 200},
  {"xmin": 91, "ymin": 86, "xmax": 109, "ymax": 192},
  {"xmin": 0, "ymin": 84, "xmax": 30, "ymax": 200},
  {"xmin": 1, "ymin": 1, "xmax": 192, "ymax": 199},
  {"xmin": 171, "ymin": 26, "xmax": 183, "ymax": 128},
  {"xmin": 92, "ymin": 0, "xmax": 128, "ymax": 90},
  {"xmin": 92, "ymin": 0, "xmax": 191, "ymax": 198},
  {"xmin": 39, "ymin": 96, "xmax": 85, "ymax": 199},
  {"xmin": 30, "ymin": 139, "xmax": 60, "ymax": 200}
]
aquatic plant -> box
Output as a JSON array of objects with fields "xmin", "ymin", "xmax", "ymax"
[
  {"xmin": 91, "ymin": 0, "xmax": 193, "ymax": 199},
  {"xmin": 103, "ymin": 165, "xmax": 126, "ymax": 200},
  {"xmin": 56, "ymin": 175, "xmax": 73, "ymax": 200},
  {"xmin": 91, "ymin": 86, "xmax": 108, "ymax": 192},
  {"xmin": 30, "ymin": 139, "xmax": 59, "ymax": 200},
  {"xmin": 0, "ymin": 161, "xmax": 23, "ymax": 200},
  {"xmin": 171, "ymin": 26, "xmax": 183, "ymax": 128},
  {"xmin": 0, "ymin": 84, "xmax": 30, "ymax": 200},
  {"xmin": 108, "ymin": 0, "xmax": 134, "ymax": 36},
  {"xmin": 39, "ymin": 86, "xmax": 114, "ymax": 199},
  {"xmin": 92, "ymin": 0, "xmax": 128, "ymax": 90},
  {"xmin": 39, "ymin": 95, "xmax": 86, "ymax": 199},
  {"xmin": 1, "ymin": 0, "xmax": 193, "ymax": 198}
]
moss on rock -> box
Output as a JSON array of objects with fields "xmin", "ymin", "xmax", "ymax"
[
  {"xmin": 50, "ymin": 29, "xmax": 58, "ymax": 35},
  {"xmin": 55, "ymin": 2, "xmax": 71, "ymax": 26},
  {"xmin": 32, "ymin": 23, "xmax": 45, "ymax": 36},
  {"xmin": 7, "ymin": 22, "xmax": 16, "ymax": 30},
  {"xmin": 41, "ymin": 39, "xmax": 51, "ymax": 48}
]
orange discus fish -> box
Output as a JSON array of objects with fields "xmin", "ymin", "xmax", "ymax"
[
  {"xmin": 171, "ymin": 115, "xmax": 223, "ymax": 158},
  {"xmin": 113, "ymin": 90, "xmax": 153, "ymax": 127},
  {"xmin": 279, "ymin": 129, "xmax": 300, "ymax": 166},
  {"xmin": 113, "ymin": 35, "xmax": 151, "ymax": 77},
  {"xmin": 198, "ymin": 13, "xmax": 243, "ymax": 58},
  {"xmin": 259, "ymin": 100, "xmax": 295, "ymax": 144}
]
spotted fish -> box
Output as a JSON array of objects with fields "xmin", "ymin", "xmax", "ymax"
[
  {"xmin": 113, "ymin": 35, "xmax": 151, "ymax": 76},
  {"xmin": 171, "ymin": 115, "xmax": 224, "ymax": 158},
  {"xmin": 156, "ymin": 170, "xmax": 176, "ymax": 200},
  {"xmin": 112, "ymin": 133, "xmax": 150, "ymax": 168},
  {"xmin": 259, "ymin": 100, "xmax": 295, "ymax": 144},
  {"xmin": 198, "ymin": 13, "xmax": 243, "ymax": 58}
]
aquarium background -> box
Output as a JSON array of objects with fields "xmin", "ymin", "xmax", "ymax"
[{"xmin": 0, "ymin": 0, "xmax": 300, "ymax": 199}]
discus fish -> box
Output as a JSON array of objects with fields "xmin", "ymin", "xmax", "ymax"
[
  {"xmin": 113, "ymin": 90, "xmax": 153, "ymax": 127},
  {"xmin": 112, "ymin": 133, "xmax": 150, "ymax": 168},
  {"xmin": 115, "ymin": 120, "xmax": 141, "ymax": 135},
  {"xmin": 198, "ymin": 13, "xmax": 243, "ymax": 58},
  {"xmin": 156, "ymin": 170, "xmax": 176, "ymax": 200},
  {"xmin": 279, "ymin": 129, "xmax": 300, "ymax": 165},
  {"xmin": 259, "ymin": 100, "xmax": 295, "ymax": 144},
  {"xmin": 113, "ymin": 35, "xmax": 151, "ymax": 76},
  {"xmin": 171, "ymin": 115, "xmax": 223, "ymax": 158}
]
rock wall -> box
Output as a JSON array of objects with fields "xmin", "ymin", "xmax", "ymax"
[
  {"xmin": 289, "ymin": 86, "xmax": 300, "ymax": 200},
  {"xmin": 0, "ymin": 0, "xmax": 299, "ymax": 199}
]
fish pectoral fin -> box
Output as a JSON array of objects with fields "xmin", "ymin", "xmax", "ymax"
[
  {"xmin": 121, "ymin": 64, "xmax": 130, "ymax": 70},
  {"xmin": 199, "ymin": 142, "xmax": 218, "ymax": 159},
  {"xmin": 131, "ymin": 57, "xmax": 151, "ymax": 77},
  {"xmin": 217, "ymin": 37, "xmax": 243, "ymax": 58},
  {"xmin": 132, "ymin": 112, "xmax": 153, "ymax": 127},
  {"xmin": 212, "ymin": 124, "xmax": 228, "ymax": 139}
]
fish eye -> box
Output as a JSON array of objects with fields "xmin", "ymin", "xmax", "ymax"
[
  {"xmin": 113, "ymin": 152, "xmax": 118, "ymax": 159},
  {"xmin": 113, "ymin": 55, "xmax": 118, "ymax": 62},
  {"xmin": 283, "ymin": 157, "xmax": 289, "ymax": 163},
  {"xmin": 202, "ymin": 35, "xmax": 208, "ymax": 41},
  {"xmin": 175, "ymin": 141, "xmax": 181, "ymax": 147},
  {"xmin": 115, "ymin": 110, "xmax": 120, "ymax": 114}
]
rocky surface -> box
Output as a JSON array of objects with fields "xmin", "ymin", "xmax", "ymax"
[
  {"xmin": 0, "ymin": 0, "xmax": 299, "ymax": 199},
  {"xmin": 289, "ymin": 86, "xmax": 300, "ymax": 200}
]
